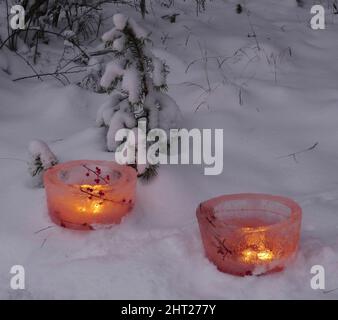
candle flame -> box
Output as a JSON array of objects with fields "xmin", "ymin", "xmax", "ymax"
[
  {"xmin": 241, "ymin": 232, "xmax": 274, "ymax": 263},
  {"xmin": 77, "ymin": 201, "xmax": 103, "ymax": 214},
  {"xmin": 257, "ymin": 250, "xmax": 274, "ymax": 261},
  {"xmin": 76, "ymin": 184, "xmax": 107, "ymax": 214},
  {"xmin": 242, "ymin": 249, "xmax": 256, "ymax": 262},
  {"xmin": 241, "ymin": 248, "xmax": 274, "ymax": 263}
]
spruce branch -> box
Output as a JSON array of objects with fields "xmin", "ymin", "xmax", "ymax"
[{"xmin": 137, "ymin": 164, "xmax": 159, "ymax": 182}]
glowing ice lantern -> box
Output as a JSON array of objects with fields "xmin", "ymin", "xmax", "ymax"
[
  {"xmin": 196, "ymin": 194, "xmax": 302, "ymax": 276},
  {"xmin": 44, "ymin": 160, "xmax": 137, "ymax": 230}
]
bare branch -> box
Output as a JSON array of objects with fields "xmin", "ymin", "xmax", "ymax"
[{"xmin": 12, "ymin": 69, "xmax": 87, "ymax": 82}]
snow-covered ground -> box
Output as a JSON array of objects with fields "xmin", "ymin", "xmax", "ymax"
[{"xmin": 0, "ymin": 0, "xmax": 338, "ymax": 299}]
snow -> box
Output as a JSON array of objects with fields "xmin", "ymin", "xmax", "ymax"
[
  {"xmin": 101, "ymin": 14, "xmax": 129, "ymax": 44},
  {"xmin": 88, "ymin": 57, "xmax": 101, "ymax": 74},
  {"xmin": 112, "ymin": 35, "xmax": 126, "ymax": 52},
  {"xmin": 0, "ymin": 50, "xmax": 8, "ymax": 73},
  {"xmin": 121, "ymin": 67, "xmax": 141, "ymax": 104},
  {"xmin": 96, "ymin": 94, "xmax": 125, "ymax": 127},
  {"xmin": 128, "ymin": 17, "xmax": 149, "ymax": 40},
  {"xmin": 0, "ymin": 0, "xmax": 338, "ymax": 299},
  {"xmin": 152, "ymin": 57, "xmax": 166, "ymax": 87},
  {"xmin": 28, "ymin": 139, "xmax": 58, "ymax": 187},
  {"xmin": 28, "ymin": 140, "xmax": 58, "ymax": 170},
  {"xmin": 154, "ymin": 91, "xmax": 182, "ymax": 132},
  {"xmin": 62, "ymin": 30, "xmax": 77, "ymax": 48},
  {"xmin": 101, "ymin": 28, "xmax": 122, "ymax": 43},
  {"xmin": 113, "ymin": 13, "xmax": 128, "ymax": 31},
  {"xmin": 144, "ymin": 93, "xmax": 160, "ymax": 130},
  {"xmin": 107, "ymin": 106, "xmax": 136, "ymax": 152},
  {"xmin": 100, "ymin": 61, "xmax": 125, "ymax": 89}
]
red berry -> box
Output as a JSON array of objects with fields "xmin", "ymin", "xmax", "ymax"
[
  {"xmin": 106, "ymin": 175, "xmax": 110, "ymax": 181},
  {"xmin": 86, "ymin": 173, "xmax": 90, "ymax": 177},
  {"xmin": 94, "ymin": 179, "xmax": 100, "ymax": 184}
]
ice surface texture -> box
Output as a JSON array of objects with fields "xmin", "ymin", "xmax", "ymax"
[
  {"xmin": 44, "ymin": 160, "xmax": 137, "ymax": 230},
  {"xmin": 197, "ymin": 194, "xmax": 302, "ymax": 276}
]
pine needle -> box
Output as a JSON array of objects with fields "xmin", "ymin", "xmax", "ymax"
[{"xmin": 138, "ymin": 164, "xmax": 159, "ymax": 183}]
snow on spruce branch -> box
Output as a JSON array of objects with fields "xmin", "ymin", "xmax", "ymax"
[{"xmin": 28, "ymin": 140, "xmax": 58, "ymax": 187}]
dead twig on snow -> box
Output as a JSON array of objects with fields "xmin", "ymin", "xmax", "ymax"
[{"xmin": 277, "ymin": 142, "xmax": 319, "ymax": 163}]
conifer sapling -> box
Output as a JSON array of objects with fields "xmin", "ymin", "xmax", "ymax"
[{"xmin": 96, "ymin": 14, "xmax": 182, "ymax": 180}]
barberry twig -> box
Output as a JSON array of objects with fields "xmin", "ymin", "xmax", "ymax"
[
  {"xmin": 205, "ymin": 216, "xmax": 233, "ymax": 258},
  {"xmin": 79, "ymin": 186, "xmax": 131, "ymax": 205},
  {"xmin": 82, "ymin": 164, "xmax": 109, "ymax": 184},
  {"xmin": 79, "ymin": 186, "xmax": 105, "ymax": 202}
]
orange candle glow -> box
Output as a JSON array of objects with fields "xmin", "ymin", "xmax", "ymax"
[
  {"xmin": 44, "ymin": 160, "xmax": 137, "ymax": 230},
  {"xmin": 196, "ymin": 194, "xmax": 302, "ymax": 276}
]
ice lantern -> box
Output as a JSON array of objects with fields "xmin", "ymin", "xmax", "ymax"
[
  {"xmin": 44, "ymin": 160, "xmax": 137, "ymax": 230},
  {"xmin": 196, "ymin": 194, "xmax": 302, "ymax": 276}
]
